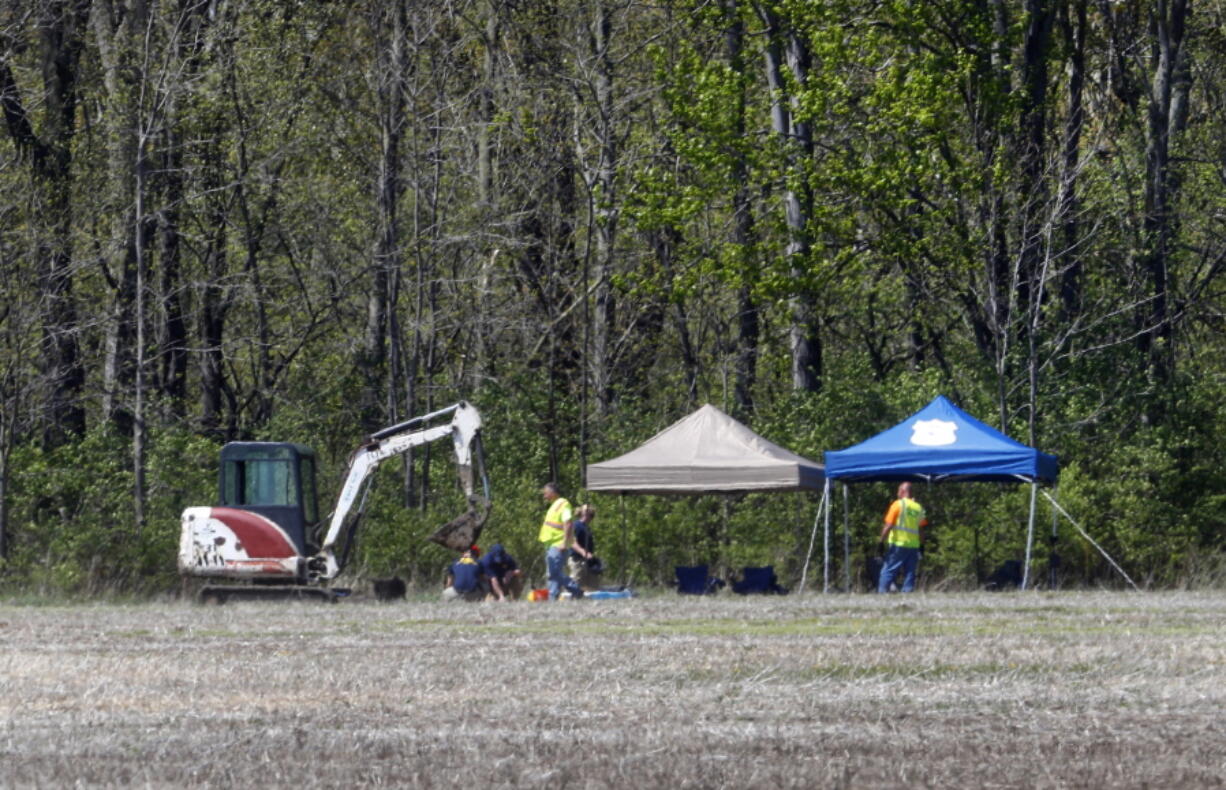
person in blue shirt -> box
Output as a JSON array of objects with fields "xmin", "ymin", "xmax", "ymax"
[
  {"xmin": 478, "ymin": 543, "xmax": 524, "ymax": 601},
  {"xmin": 442, "ymin": 547, "xmax": 486, "ymax": 602}
]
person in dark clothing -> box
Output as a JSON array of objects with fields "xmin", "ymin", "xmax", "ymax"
[
  {"xmin": 567, "ymin": 504, "xmax": 600, "ymax": 593},
  {"xmin": 443, "ymin": 548, "xmax": 486, "ymax": 602},
  {"xmin": 479, "ymin": 543, "xmax": 524, "ymax": 601}
]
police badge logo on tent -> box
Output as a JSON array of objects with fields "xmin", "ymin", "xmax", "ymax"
[{"xmin": 910, "ymin": 419, "xmax": 958, "ymax": 446}]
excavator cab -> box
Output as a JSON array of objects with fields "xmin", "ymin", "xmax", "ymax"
[{"xmin": 218, "ymin": 442, "xmax": 320, "ymax": 555}]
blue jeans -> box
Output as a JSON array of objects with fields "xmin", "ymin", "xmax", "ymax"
[
  {"xmin": 546, "ymin": 546, "xmax": 582, "ymax": 599},
  {"xmin": 878, "ymin": 545, "xmax": 920, "ymax": 593}
]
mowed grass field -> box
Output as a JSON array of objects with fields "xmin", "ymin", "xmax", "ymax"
[{"xmin": 1, "ymin": 591, "xmax": 1223, "ymax": 788}]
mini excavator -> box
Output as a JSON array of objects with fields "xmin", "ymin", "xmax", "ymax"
[{"xmin": 177, "ymin": 401, "xmax": 489, "ymax": 603}]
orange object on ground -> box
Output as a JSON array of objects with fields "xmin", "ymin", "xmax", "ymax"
[{"xmin": 528, "ymin": 588, "xmax": 549, "ymax": 602}]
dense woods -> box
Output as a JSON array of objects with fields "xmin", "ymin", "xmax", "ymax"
[{"xmin": 2, "ymin": 0, "xmax": 1225, "ymax": 594}]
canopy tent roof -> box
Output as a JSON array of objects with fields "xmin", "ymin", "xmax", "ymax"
[
  {"xmin": 586, "ymin": 404, "xmax": 825, "ymax": 494},
  {"xmin": 823, "ymin": 395, "xmax": 1059, "ymax": 483}
]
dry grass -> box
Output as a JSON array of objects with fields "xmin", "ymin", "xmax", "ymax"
[{"xmin": 1, "ymin": 591, "xmax": 1224, "ymax": 788}]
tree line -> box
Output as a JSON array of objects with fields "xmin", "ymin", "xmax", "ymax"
[{"xmin": 2, "ymin": 0, "xmax": 1224, "ymax": 594}]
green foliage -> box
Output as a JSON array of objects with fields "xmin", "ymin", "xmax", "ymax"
[
  {"xmin": 4, "ymin": 0, "xmax": 1226, "ymax": 597},
  {"xmin": 1, "ymin": 426, "xmax": 216, "ymax": 595}
]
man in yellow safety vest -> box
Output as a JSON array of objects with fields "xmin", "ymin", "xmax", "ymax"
[
  {"xmin": 878, "ymin": 481, "xmax": 928, "ymax": 593},
  {"xmin": 539, "ymin": 482, "xmax": 584, "ymax": 599}
]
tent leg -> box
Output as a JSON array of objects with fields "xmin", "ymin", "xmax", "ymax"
[
  {"xmin": 842, "ymin": 483, "xmax": 850, "ymax": 593},
  {"xmin": 823, "ymin": 478, "xmax": 831, "ymax": 594},
  {"xmin": 620, "ymin": 494, "xmax": 627, "ymax": 587},
  {"xmin": 1022, "ymin": 482, "xmax": 1037, "ymax": 590}
]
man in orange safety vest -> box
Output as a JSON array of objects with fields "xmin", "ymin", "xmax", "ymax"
[{"xmin": 878, "ymin": 481, "xmax": 928, "ymax": 593}]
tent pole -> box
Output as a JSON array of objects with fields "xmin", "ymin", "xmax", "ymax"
[
  {"xmin": 842, "ymin": 483, "xmax": 850, "ymax": 592},
  {"xmin": 620, "ymin": 494, "xmax": 627, "ymax": 587},
  {"xmin": 823, "ymin": 478, "xmax": 831, "ymax": 593},
  {"xmin": 718, "ymin": 495, "xmax": 726, "ymax": 578},
  {"xmin": 1022, "ymin": 481, "xmax": 1037, "ymax": 590}
]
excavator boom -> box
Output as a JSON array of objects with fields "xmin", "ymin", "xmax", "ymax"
[{"xmin": 309, "ymin": 402, "xmax": 488, "ymax": 580}]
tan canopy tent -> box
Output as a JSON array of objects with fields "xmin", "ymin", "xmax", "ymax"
[
  {"xmin": 586, "ymin": 404, "xmax": 825, "ymax": 494},
  {"xmin": 586, "ymin": 404, "xmax": 825, "ymax": 585}
]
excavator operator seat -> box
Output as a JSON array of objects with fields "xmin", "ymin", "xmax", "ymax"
[{"xmin": 219, "ymin": 442, "xmax": 320, "ymax": 554}]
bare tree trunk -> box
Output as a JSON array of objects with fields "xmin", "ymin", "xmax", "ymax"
[
  {"xmin": 358, "ymin": 0, "xmax": 408, "ymax": 432},
  {"xmin": 155, "ymin": 122, "xmax": 188, "ymax": 408},
  {"xmin": 93, "ymin": 0, "xmax": 143, "ymax": 433},
  {"xmin": 37, "ymin": 194, "xmax": 87, "ymax": 446},
  {"xmin": 673, "ymin": 300, "xmax": 700, "ymax": 406},
  {"xmin": 1139, "ymin": 0, "xmax": 1190, "ymax": 394},
  {"xmin": 0, "ymin": 402, "xmax": 11, "ymax": 558},
  {"xmin": 1058, "ymin": 0, "xmax": 1087, "ymax": 322},
  {"xmin": 0, "ymin": 460, "xmax": 6, "ymax": 559},
  {"xmin": 785, "ymin": 25, "xmax": 819, "ymax": 393},
  {"xmin": 725, "ymin": 0, "xmax": 758, "ymax": 419},
  {"xmin": 583, "ymin": 0, "xmax": 618, "ymax": 415},
  {"xmin": 474, "ymin": 1, "xmax": 500, "ymax": 393},
  {"xmin": 1017, "ymin": 0, "xmax": 1053, "ymax": 319},
  {"xmin": 153, "ymin": 0, "xmax": 217, "ymax": 420},
  {"xmin": 981, "ymin": 0, "xmax": 1013, "ymax": 432},
  {"xmin": 1018, "ymin": 0, "xmax": 1054, "ymax": 443},
  {"xmin": 0, "ymin": 268, "xmax": 34, "ymax": 558},
  {"xmin": 191, "ymin": 12, "xmax": 240, "ymax": 436},
  {"xmin": 231, "ymin": 98, "xmax": 286, "ymax": 429},
  {"xmin": 0, "ymin": 0, "xmax": 91, "ymax": 446},
  {"xmin": 197, "ymin": 106, "xmax": 231, "ymax": 435},
  {"xmin": 758, "ymin": 3, "xmax": 819, "ymax": 392},
  {"xmin": 133, "ymin": 135, "xmax": 147, "ymax": 534}
]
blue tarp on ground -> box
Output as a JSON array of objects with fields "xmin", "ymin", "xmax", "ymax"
[{"xmin": 823, "ymin": 396, "xmax": 1059, "ymax": 483}]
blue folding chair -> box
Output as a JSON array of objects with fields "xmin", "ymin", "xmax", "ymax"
[
  {"xmin": 732, "ymin": 566, "xmax": 787, "ymax": 595},
  {"xmin": 675, "ymin": 565, "xmax": 715, "ymax": 595}
]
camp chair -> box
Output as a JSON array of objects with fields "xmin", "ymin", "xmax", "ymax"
[
  {"xmin": 675, "ymin": 565, "xmax": 718, "ymax": 595},
  {"xmin": 985, "ymin": 560, "xmax": 1023, "ymax": 591},
  {"xmin": 865, "ymin": 555, "xmax": 885, "ymax": 591},
  {"xmin": 731, "ymin": 566, "xmax": 788, "ymax": 595}
]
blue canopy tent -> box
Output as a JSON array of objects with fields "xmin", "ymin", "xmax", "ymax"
[
  {"xmin": 825, "ymin": 396, "xmax": 1058, "ymax": 483},
  {"xmin": 816, "ymin": 396, "xmax": 1060, "ymax": 591}
]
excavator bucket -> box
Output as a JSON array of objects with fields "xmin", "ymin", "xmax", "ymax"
[{"xmin": 429, "ymin": 508, "xmax": 485, "ymax": 552}]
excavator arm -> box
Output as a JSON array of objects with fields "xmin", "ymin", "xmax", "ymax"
[{"xmin": 307, "ymin": 401, "xmax": 489, "ymax": 582}]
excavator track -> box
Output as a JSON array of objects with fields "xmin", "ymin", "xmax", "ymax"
[{"xmin": 198, "ymin": 585, "xmax": 347, "ymax": 604}]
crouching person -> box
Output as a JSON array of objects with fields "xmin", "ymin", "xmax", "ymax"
[
  {"xmin": 442, "ymin": 548, "xmax": 486, "ymax": 602},
  {"xmin": 480, "ymin": 543, "xmax": 524, "ymax": 601}
]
